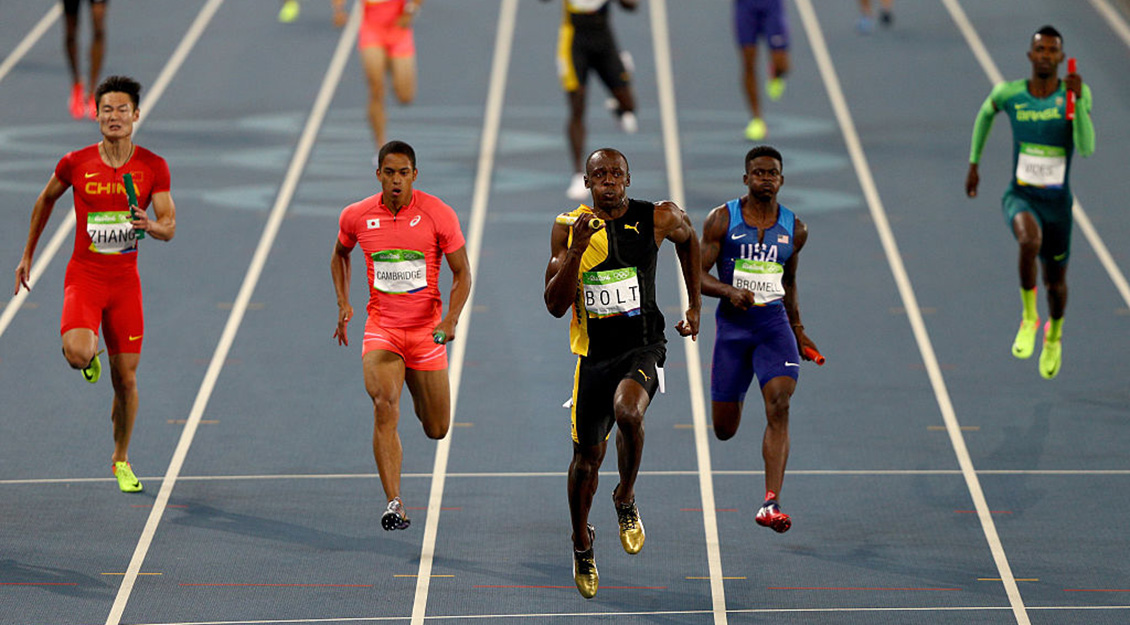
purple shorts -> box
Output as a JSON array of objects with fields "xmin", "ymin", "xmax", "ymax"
[
  {"xmin": 711, "ymin": 304, "xmax": 799, "ymax": 403},
  {"xmin": 734, "ymin": 0, "xmax": 790, "ymax": 50}
]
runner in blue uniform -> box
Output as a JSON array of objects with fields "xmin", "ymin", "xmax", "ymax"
[
  {"xmin": 965, "ymin": 25, "xmax": 1095, "ymax": 379},
  {"xmin": 700, "ymin": 145, "xmax": 818, "ymax": 533},
  {"xmin": 733, "ymin": 0, "xmax": 790, "ymax": 141}
]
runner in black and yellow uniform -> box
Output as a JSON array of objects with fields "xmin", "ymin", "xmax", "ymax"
[
  {"xmin": 545, "ymin": 148, "xmax": 700, "ymax": 598},
  {"xmin": 965, "ymin": 25, "xmax": 1094, "ymax": 379},
  {"xmin": 543, "ymin": 0, "xmax": 640, "ymax": 200}
]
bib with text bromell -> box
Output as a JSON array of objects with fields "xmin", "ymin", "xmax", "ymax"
[
  {"xmin": 732, "ymin": 258, "xmax": 785, "ymax": 305},
  {"xmin": 718, "ymin": 198, "xmax": 795, "ymax": 307},
  {"xmin": 371, "ymin": 249, "xmax": 427, "ymax": 294}
]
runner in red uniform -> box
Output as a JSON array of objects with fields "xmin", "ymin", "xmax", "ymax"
[
  {"xmin": 334, "ymin": 0, "xmax": 422, "ymax": 159},
  {"xmin": 13, "ymin": 76, "xmax": 177, "ymax": 493},
  {"xmin": 331, "ymin": 140, "xmax": 471, "ymax": 530}
]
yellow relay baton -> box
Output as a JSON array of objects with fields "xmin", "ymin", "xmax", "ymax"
[{"xmin": 555, "ymin": 214, "xmax": 604, "ymax": 229}]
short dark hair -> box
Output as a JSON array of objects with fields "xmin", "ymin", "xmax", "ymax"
[
  {"xmin": 586, "ymin": 147, "xmax": 628, "ymax": 173},
  {"xmin": 377, "ymin": 140, "xmax": 417, "ymax": 170},
  {"xmin": 1033, "ymin": 25, "xmax": 1062, "ymax": 45},
  {"xmin": 95, "ymin": 75, "xmax": 142, "ymax": 109},
  {"xmin": 745, "ymin": 145, "xmax": 783, "ymax": 170}
]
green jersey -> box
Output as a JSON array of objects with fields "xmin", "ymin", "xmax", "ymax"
[{"xmin": 969, "ymin": 79, "xmax": 1094, "ymax": 200}]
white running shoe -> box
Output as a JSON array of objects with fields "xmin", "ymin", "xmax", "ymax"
[
  {"xmin": 566, "ymin": 173, "xmax": 588, "ymax": 201},
  {"xmin": 619, "ymin": 111, "xmax": 638, "ymax": 134}
]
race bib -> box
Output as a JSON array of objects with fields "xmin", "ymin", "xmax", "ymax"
[
  {"xmin": 87, "ymin": 211, "xmax": 139, "ymax": 254},
  {"xmin": 733, "ymin": 258, "xmax": 785, "ymax": 305},
  {"xmin": 371, "ymin": 249, "xmax": 427, "ymax": 294},
  {"xmin": 1016, "ymin": 142, "xmax": 1066, "ymax": 188},
  {"xmin": 582, "ymin": 267, "xmax": 641, "ymax": 318}
]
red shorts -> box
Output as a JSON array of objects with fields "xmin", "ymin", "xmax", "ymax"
[
  {"xmin": 60, "ymin": 261, "xmax": 144, "ymax": 355},
  {"xmin": 358, "ymin": 5, "xmax": 415, "ymax": 56},
  {"xmin": 363, "ymin": 317, "xmax": 447, "ymax": 370}
]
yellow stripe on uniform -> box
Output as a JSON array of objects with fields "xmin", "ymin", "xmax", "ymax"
[{"xmin": 556, "ymin": 12, "xmax": 579, "ymax": 92}]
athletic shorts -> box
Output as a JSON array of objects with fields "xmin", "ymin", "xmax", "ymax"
[
  {"xmin": 571, "ymin": 343, "xmax": 665, "ymax": 446},
  {"xmin": 734, "ymin": 0, "xmax": 789, "ymax": 50},
  {"xmin": 711, "ymin": 304, "xmax": 799, "ymax": 403},
  {"xmin": 358, "ymin": 5, "xmax": 415, "ymax": 56},
  {"xmin": 362, "ymin": 317, "xmax": 447, "ymax": 370},
  {"xmin": 557, "ymin": 18, "xmax": 629, "ymax": 93},
  {"xmin": 1002, "ymin": 187, "xmax": 1073, "ymax": 269},
  {"xmin": 60, "ymin": 261, "xmax": 144, "ymax": 355},
  {"xmin": 63, "ymin": 0, "xmax": 108, "ymax": 16}
]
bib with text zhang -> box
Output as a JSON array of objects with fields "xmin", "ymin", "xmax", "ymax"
[
  {"xmin": 582, "ymin": 267, "xmax": 641, "ymax": 319},
  {"xmin": 732, "ymin": 258, "xmax": 785, "ymax": 305},
  {"xmin": 371, "ymin": 249, "xmax": 427, "ymax": 294},
  {"xmin": 87, "ymin": 211, "xmax": 139, "ymax": 254},
  {"xmin": 1016, "ymin": 142, "xmax": 1066, "ymax": 188}
]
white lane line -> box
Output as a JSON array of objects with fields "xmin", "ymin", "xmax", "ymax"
[
  {"xmin": 0, "ymin": 3, "xmax": 60, "ymax": 85},
  {"xmin": 408, "ymin": 1, "xmax": 517, "ymax": 624},
  {"xmin": 794, "ymin": 1, "xmax": 1030, "ymax": 624},
  {"xmin": 102, "ymin": 3, "xmax": 360, "ymax": 624},
  {"xmin": 943, "ymin": 0, "xmax": 1130, "ymax": 309},
  {"xmin": 110, "ymin": 604, "xmax": 1130, "ymax": 625},
  {"xmin": 0, "ymin": 0, "xmax": 226, "ymax": 341},
  {"xmin": 648, "ymin": 1, "xmax": 727, "ymax": 624},
  {"xmin": 1089, "ymin": 0, "xmax": 1130, "ymax": 50}
]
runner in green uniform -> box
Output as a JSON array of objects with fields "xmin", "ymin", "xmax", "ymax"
[{"xmin": 965, "ymin": 25, "xmax": 1094, "ymax": 379}]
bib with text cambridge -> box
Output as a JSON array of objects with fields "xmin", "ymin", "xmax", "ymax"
[{"xmin": 371, "ymin": 249, "xmax": 427, "ymax": 294}]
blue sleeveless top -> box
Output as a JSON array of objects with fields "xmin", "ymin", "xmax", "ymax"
[{"xmin": 716, "ymin": 198, "xmax": 796, "ymax": 316}]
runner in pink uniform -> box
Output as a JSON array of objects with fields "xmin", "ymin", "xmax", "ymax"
[
  {"xmin": 331, "ymin": 140, "xmax": 470, "ymax": 531},
  {"xmin": 335, "ymin": 0, "xmax": 423, "ymax": 159}
]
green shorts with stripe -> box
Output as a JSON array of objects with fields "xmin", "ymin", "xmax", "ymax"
[{"xmin": 1002, "ymin": 186, "xmax": 1073, "ymax": 269}]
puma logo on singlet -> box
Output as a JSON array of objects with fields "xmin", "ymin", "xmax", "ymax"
[
  {"xmin": 637, "ymin": 369, "xmax": 650, "ymax": 381},
  {"xmin": 624, "ymin": 222, "xmax": 640, "ymax": 234}
]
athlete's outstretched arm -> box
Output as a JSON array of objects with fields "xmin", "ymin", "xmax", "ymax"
[
  {"xmin": 700, "ymin": 203, "xmax": 755, "ymax": 310},
  {"xmin": 1070, "ymin": 80, "xmax": 1095, "ymax": 157},
  {"xmin": 966, "ymin": 87, "xmax": 1002, "ymax": 198},
  {"xmin": 14, "ymin": 174, "xmax": 70, "ymax": 294},
  {"xmin": 437, "ymin": 245, "xmax": 472, "ymax": 343},
  {"xmin": 137, "ymin": 191, "xmax": 176, "ymax": 241},
  {"xmin": 331, "ymin": 240, "xmax": 354, "ymax": 346},
  {"xmin": 657, "ymin": 201, "xmax": 700, "ymax": 339},
  {"xmin": 782, "ymin": 219, "xmax": 817, "ymax": 358}
]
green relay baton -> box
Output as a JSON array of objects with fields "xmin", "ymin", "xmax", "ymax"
[{"xmin": 122, "ymin": 172, "xmax": 145, "ymax": 240}]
